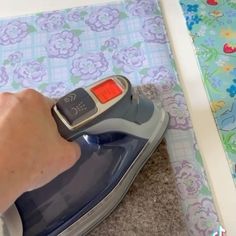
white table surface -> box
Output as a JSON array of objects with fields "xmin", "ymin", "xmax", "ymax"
[
  {"xmin": 0, "ymin": 0, "xmax": 115, "ymax": 18},
  {"xmin": 160, "ymin": 0, "xmax": 236, "ymax": 235}
]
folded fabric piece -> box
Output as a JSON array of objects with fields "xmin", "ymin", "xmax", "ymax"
[{"xmin": 0, "ymin": 0, "xmax": 220, "ymax": 235}]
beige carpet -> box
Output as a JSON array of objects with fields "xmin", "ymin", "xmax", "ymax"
[{"xmin": 89, "ymin": 140, "xmax": 188, "ymax": 236}]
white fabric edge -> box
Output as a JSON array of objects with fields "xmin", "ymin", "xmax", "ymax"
[
  {"xmin": 0, "ymin": 0, "xmax": 117, "ymax": 18},
  {"xmin": 159, "ymin": 0, "xmax": 236, "ymax": 235}
]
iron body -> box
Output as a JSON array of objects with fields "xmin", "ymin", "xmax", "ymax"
[{"xmin": 3, "ymin": 76, "xmax": 169, "ymax": 236}]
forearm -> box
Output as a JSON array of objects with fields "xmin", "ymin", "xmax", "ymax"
[
  {"xmin": 0, "ymin": 156, "xmax": 26, "ymax": 213},
  {"xmin": 0, "ymin": 119, "xmax": 30, "ymax": 213}
]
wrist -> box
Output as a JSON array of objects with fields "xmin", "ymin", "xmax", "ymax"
[{"xmin": 0, "ymin": 155, "xmax": 27, "ymax": 213}]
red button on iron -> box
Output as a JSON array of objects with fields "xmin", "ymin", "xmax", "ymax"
[{"xmin": 91, "ymin": 79, "xmax": 123, "ymax": 104}]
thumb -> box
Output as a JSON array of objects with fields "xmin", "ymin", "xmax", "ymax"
[
  {"xmin": 70, "ymin": 141, "xmax": 81, "ymax": 161},
  {"xmin": 59, "ymin": 141, "xmax": 81, "ymax": 173}
]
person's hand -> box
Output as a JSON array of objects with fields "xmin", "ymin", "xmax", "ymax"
[{"xmin": 0, "ymin": 89, "xmax": 81, "ymax": 213}]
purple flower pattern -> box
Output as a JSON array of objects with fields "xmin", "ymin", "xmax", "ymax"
[
  {"xmin": 85, "ymin": 7, "xmax": 120, "ymax": 32},
  {"xmin": 0, "ymin": 20, "xmax": 28, "ymax": 45},
  {"xmin": 103, "ymin": 37, "xmax": 119, "ymax": 51},
  {"xmin": 126, "ymin": 0, "xmax": 156, "ymax": 16},
  {"xmin": 46, "ymin": 30, "xmax": 81, "ymax": 58},
  {"xmin": 36, "ymin": 12, "xmax": 65, "ymax": 32},
  {"xmin": 112, "ymin": 46, "xmax": 145, "ymax": 73},
  {"xmin": 0, "ymin": 67, "xmax": 9, "ymax": 87},
  {"xmin": 14, "ymin": 61, "xmax": 47, "ymax": 87},
  {"xmin": 186, "ymin": 198, "xmax": 219, "ymax": 236},
  {"xmin": 71, "ymin": 52, "xmax": 108, "ymax": 80},
  {"xmin": 141, "ymin": 66, "xmax": 176, "ymax": 93},
  {"xmin": 173, "ymin": 161, "xmax": 203, "ymax": 199},
  {"xmin": 141, "ymin": 16, "xmax": 166, "ymax": 43},
  {"xmin": 134, "ymin": 83, "xmax": 160, "ymax": 101},
  {"xmin": 42, "ymin": 82, "xmax": 68, "ymax": 98},
  {"xmin": 162, "ymin": 93, "xmax": 192, "ymax": 130},
  {"xmin": 7, "ymin": 51, "xmax": 23, "ymax": 65},
  {"xmin": 67, "ymin": 9, "xmax": 83, "ymax": 22}
]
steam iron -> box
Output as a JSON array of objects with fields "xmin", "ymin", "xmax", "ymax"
[{"xmin": 2, "ymin": 75, "xmax": 169, "ymax": 236}]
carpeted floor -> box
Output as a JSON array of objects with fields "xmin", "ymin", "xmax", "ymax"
[{"xmin": 89, "ymin": 140, "xmax": 188, "ymax": 236}]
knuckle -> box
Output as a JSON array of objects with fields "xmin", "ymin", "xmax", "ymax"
[
  {"xmin": 0, "ymin": 92, "xmax": 13, "ymax": 98},
  {"xmin": 20, "ymin": 89, "xmax": 44, "ymax": 104},
  {"xmin": 0, "ymin": 92, "xmax": 19, "ymax": 105},
  {"xmin": 21, "ymin": 88, "xmax": 40, "ymax": 98}
]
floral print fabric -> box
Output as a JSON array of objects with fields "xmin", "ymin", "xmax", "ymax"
[
  {"xmin": 0, "ymin": 0, "xmax": 219, "ymax": 235},
  {"xmin": 180, "ymin": 1, "xmax": 236, "ymax": 188}
]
